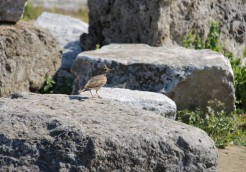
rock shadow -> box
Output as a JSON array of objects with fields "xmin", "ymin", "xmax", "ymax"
[{"xmin": 68, "ymin": 95, "xmax": 89, "ymax": 101}]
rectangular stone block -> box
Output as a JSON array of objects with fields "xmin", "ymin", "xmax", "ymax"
[{"xmin": 71, "ymin": 44, "xmax": 235, "ymax": 113}]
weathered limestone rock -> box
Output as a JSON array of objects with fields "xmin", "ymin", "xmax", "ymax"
[
  {"xmin": 0, "ymin": 93, "xmax": 218, "ymax": 171},
  {"xmin": 35, "ymin": 12, "xmax": 88, "ymax": 94},
  {"xmin": 0, "ymin": 0, "xmax": 27, "ymax": 22},
  {"xmin": 0, "ymin": 22, "xmax": 61, "ymax": 97},
  {"xmin": 83, "ymin": 0, "xmax": 246, "ymax": 57},
  {"xmin": 71, "ymin": 44, "xmax": 235, "ymax": 112},
  {"xmin": 35, "ymin": 12, "xmax": 88, "ymax": 70},
  {"xmin": 77, "ymin": 87, "xmax": 177, "ymax": 119}
]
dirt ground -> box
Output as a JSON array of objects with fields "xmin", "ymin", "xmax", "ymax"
[{"xmin": 218, "ymin": 146, "xmax": 246, "ymax": 172}]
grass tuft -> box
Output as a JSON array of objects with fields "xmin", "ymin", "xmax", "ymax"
[
  {"xmin": 182, "ymin": 21, "xmax": 246, "ymax": 148},
  {"xmin": 22, "ymin": 1, "xmax": 89, "ymax": 23}
]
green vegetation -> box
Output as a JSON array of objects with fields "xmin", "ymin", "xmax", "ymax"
[
  {"xmin": 177, "ymin": 100, "xmax": 246, "ymax": 148},
  {"xmin": 96, "ymin": 44, "xmax": 100, "ymax": 49},
  {"xmin": 23, "ymin": 2, "xmax": 43, "ymax": 21},
  {"xmin": 40, "ymin": 75, "xmax": 56, "ymax": 94},
  {"xmin": 183, "ymin": 21, "xmax": 229, "ymax": 55},
  {"xmin": 23, "ymin": 1, "xmax": 89, "ymax": 23},
  {"xmin": 181, "ymin": 21, "xmax": 246, "ymax": 148},
  {"xmin": 183, "ymin": 21, "xmax": 246, "ymax": 109},
  {"xmin": 76, "ymin": 8, "xmax": 89, "ymax": 23},
  {"xmin": 230, "ymin": 58, "xmax": 246, "ymax": 109},
  {"xmin": 39, "ymin": 75, "xmax": 74, "ymax": 95}
]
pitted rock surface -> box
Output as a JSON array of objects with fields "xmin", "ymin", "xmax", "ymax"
[
  {"xmin": 0, "ymin": 93, "xmax": 217, "ymax": 171},
  {"xmin": 0, "ymin": 0, "xmax": 27, "ymax": 22},
  {"xmin": 83, "ymin": 0, "xmax": 246, "ymax": 57},
  {"xmin": 0, "ymin": 22, "xmax": 61, "ymax": 97}
]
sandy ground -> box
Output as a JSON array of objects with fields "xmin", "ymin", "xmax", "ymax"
[{"xmin": 218, "ymin": 146, "xmax": 246, "ymax": 172}]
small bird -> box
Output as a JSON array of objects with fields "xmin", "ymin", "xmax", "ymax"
[{"xmin": 78, "ymin": 64, "xmax": 111, "ymax": 98}]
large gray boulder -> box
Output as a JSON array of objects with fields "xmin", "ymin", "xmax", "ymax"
[
  {"xmin": 0, "ymin": 0, "xmax": 27, "ymax": 22},
  {"xmin": 77, "ymin": 87, "xmax": 177, "ymax": 119},
  {"xmin": 0, "ymin": 93, "xmax": 218, "ymax": 171},
  {"xmin": 0, "ymin": 21, "xmax": 61, "ymax": 97},
  {"xmin": 83, "ymin": 0, "xmax": 246, "ymax": 57},
  {"xmin": 35, "ymin": 12, "xmax": 88, "ymax": 70},
  {"xmin": 71, "ymin": 44, "xmax": 235, "ymax": 113}
]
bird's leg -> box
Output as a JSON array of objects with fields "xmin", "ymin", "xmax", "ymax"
[
  {"xmin": 89, "ymin": 90, "xmax": 95, "ymax": 98},
  {"xmin": 96, "ymin": 90, "xmax": 102, "ymax": 99}
]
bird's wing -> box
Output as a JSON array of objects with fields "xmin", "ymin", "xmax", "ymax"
[{"xmin": 84, "ymin": 75, "xmax": 107, "ymax": 89}]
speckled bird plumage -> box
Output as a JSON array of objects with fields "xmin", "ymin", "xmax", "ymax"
[{"xmin": 78, "ymin": 65, "xmax": 111, "ymax": 98}]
